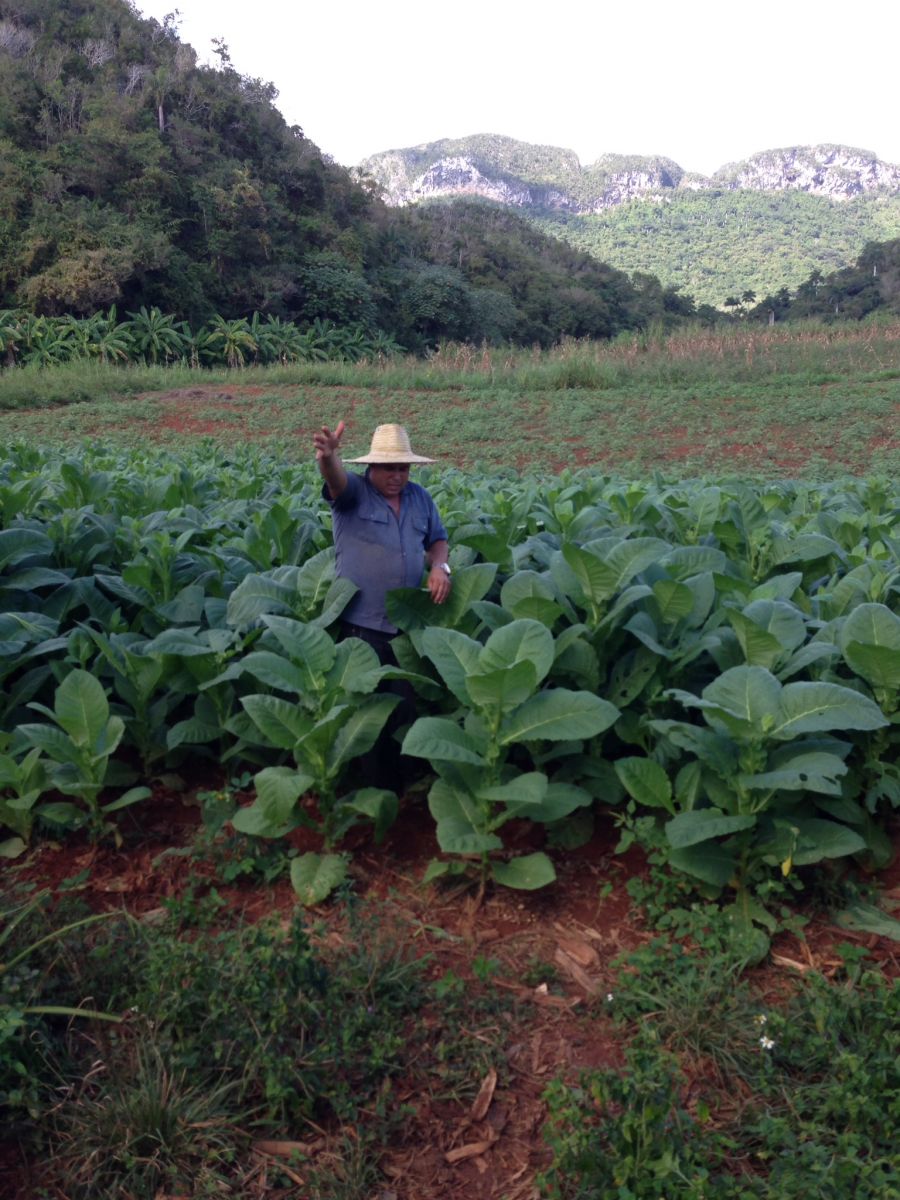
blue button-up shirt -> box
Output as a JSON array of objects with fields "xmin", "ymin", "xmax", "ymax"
[{"xmin": 324, "ymin": 470, "xmax": 448, "ymax": 633}]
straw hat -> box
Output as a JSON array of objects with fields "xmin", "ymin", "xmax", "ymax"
[{"xmin": 346, "ymin": 424, "xmax": 434, "ymax": 464}]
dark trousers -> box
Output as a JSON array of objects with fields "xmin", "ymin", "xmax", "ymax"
[{"xmin": 339, "ymin": 621, "xmax": 417, "ymax": 793}]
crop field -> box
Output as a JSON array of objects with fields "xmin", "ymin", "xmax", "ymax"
[
  {"xmin": 1, "ymin": 324, "xmax": 899, "ymax": 477},
  {"xmin": 2, "ymin": 325, "xmax": 900, "ymax": 1199}
]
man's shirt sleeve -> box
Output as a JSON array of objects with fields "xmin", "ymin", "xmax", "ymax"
[
  {"xmin": 424, "ymin": 493, "xmax": 449, "ymax": 547},
  {"xmin": 322, "ymin": 471, "xmax": 363, "ymax": 511}
]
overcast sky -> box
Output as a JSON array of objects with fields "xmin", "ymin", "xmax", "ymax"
[{"xmin": 136, "ymin": 0, "xmax": 900, "ymax": 175}]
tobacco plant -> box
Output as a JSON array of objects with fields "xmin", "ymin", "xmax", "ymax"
[
  {"xmin": 16, "ymin": 670, "xmax": 150, "ymax": 841},
  {"xmin": 402, "ymin": 618, "xmax": 619, "ymax": 890},
  {"xmin": 643, "ymin": 663, "xmax": 889, "ymax": 941},
  {"xmin": 230, "ymin": 616, "xmax": 403, "ymax": 903}
]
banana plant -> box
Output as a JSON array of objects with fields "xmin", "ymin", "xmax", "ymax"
[
  {"xmin": 123, "ymin": 305, "xmax": 190, "ymax": 364},
  {"xmin": 0, "ymin": 308, "xmax": 22, "ymax": 365},
  {"xmin": 401, "ymin": 618, "xmax": 619, "ymax": 893},
  {"xmin": 231, "ymin": 616, "xmax": 403, "ymax": 902},
  {"xmin": 16, "ymin": 670, "xmax": 150, "ymax": 841},
  {"xmin": 203, "ymin": 315, "xmax": 257, "ymax": 367}
]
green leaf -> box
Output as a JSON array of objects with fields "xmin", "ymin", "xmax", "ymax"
[
  {"xmin": 387, "ymin": 563, "xmax": 497, "ymax": 630},
  {"xmin": 240, "ymin": 694, "xmax": 314, "ymax": 749},
  {"xmin": 166, "ymin": 717, "xmax": 222, "ymax": 749},
  {"xmin": 702, "ymin": 666, "xmax": 782, "ymax": 731},
  {"xmin": 831, "ymin": 901, "xmax": 900, "ymax": 942},
  {"xmin": 436, "ymin": 819, "xmax": 503, "ymax": 854},
  {"xmin": 0, "ymin": 837, "xmax": 26, "ymax": 858},
  {"xmin": 517, "ymin": 781, "xmax": 593, "ymax": 823},
  {"xmin": 240, "ymin": 650, "xmax": 309, "ymax": 695},
  {"xmin": 840, "ymin": 601, "xmax": 900, "ymax": 650},
  {"xmin": 328, "ymin": 694, "xmax": 400, "ymax": 771},
  {"xmin": 491, "ymin": 852, "xmax": 556, "ymax": 890},
  {"xmin": 651, "ymin": 579, "xmax": 695, "ymax": 624},
  {"xmin": 478, "ymin": 619, "xmax": 554, "ymax": 684},
  {"xmin": 668, "ymin": 841, "xmax": 737, "ymax": 887},
  {"xmin": 15, "ymin": 723, "xmax": 81, "ymax": 766},
  {"xmin": 564, "ymin": 537, "xmax": 668, "ymax": 605},
  {"xmin": 728, "ymin": 611, "xmax": 785, "ymax": 669},
  {"xmin": 772, "ymin": 532, "xmax": 843, "ymax": 565},
  {"xmin": 325, "ymin": 638, "xmax": 382, "ymax": 695},
  {"xmin": 54, "ymin": 670, "xmax": 109, "ymax": 748},
  {"xmin": 341, "ymin": 787, "xmax": 398, "ymax": 843},
  {"xmin": 403, "ymin": 718, "xmax": 486, "ymax": 765},
  {"xmin": 740, "ymin": 751, "xmax": 848, "ymax": 796},
  {"xmin": 467, "ymin": 660, "xmax": 538, "ymax": 713},
  {"xmin": 477, "ymin": 772, "xmax": 548, "ymax": 806},
  {"xmin": 772, "ymin": 681, "xmax": 888, "ymax": 739},
  {"xmin": 225, "ymin": 571, "xmax": 293, "ymax": 626},
  {"xmin": 231, "ymin": 766, "xmax": 312, "ymax": 836},
  {"xmin": 142, "ymin": 628, "xmax": 215, "ymax": 658},
  {"xmin": 261, "ymin": 615, "xmax": 335, "ymax": 675},
  {"xmin": 0, "ymin": 526, "xmax": 53, "ymax": 569},
  {"xmin": 101, "ymin": 786, "xmax": 151, "ymax": 814},
  {"xmin": 500, "ymin": 570, "xmax": 563, "ymax": 625},
  {"xmin": 420, "ymin": 627, "xmax": 481, "ymax": 706},
  {"xmin": 290, "ymin": 852, "xmax": 347, "ymax": 906},
  {"xmin": 499, "ymin": 690, "xmax": 619, "ymax": 744},
  {"xmin": 789, "ymin": 817, "xmax": 867, "ymax": 865},
  {"xmin": 842, "ymin": 643, "xmax": 900, "ymax": 690},
  {"xmin": 665, "ymin": 809, "xmax": 756, "ymax": 849},
  {"xmin": 614, "ymin": 757, "xmax": 674, "ymax": 813}
]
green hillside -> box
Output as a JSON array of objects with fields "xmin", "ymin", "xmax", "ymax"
[
  {"xmin": 531, "ymin": 191, "xmax": 900, "ymax": 307},
  {"xmin": 0, "ymin": 3, "xmax": 678, "ymax": 349},
  {"xmin": 360, "ymin": 135, "xmax": 900, "ymax": 309}
]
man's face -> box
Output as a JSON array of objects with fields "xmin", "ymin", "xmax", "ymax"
[{"xmin": 369, "ymin": 463, "xmax": 410, "ymax": 499}]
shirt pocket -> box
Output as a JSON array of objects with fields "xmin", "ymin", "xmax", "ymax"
[
  {"xmin": 356, "ymin": 506, "xmax": 390, "ymax": 543},
  {"xmin": 410, "ymin": 512, "xmax": 429, "ymax": 541}
]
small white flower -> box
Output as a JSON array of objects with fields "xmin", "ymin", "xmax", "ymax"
[
  {"xmin": 754, "ymin": 1014, "xmax": 768, "ymax": 1026},
  {"xmin": 759, "ymin": 1035, "xmax": 775, "ymax": 1051},
  {"xmin": 606, "ymin": 993, "xmax": 614, "ymax": 1003}
]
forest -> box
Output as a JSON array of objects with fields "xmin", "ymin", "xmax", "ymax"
[{"xmin": 0, "ymin": 0, "xmax": 690, "ymax": 349}]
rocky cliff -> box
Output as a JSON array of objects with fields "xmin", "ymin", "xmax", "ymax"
[{"xmin": 356, "ymin": 137, "xmax": 900, "ymax": 211}]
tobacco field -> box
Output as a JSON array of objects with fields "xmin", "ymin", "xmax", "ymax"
[{"xmin": 2, "ymin": 334, "xmax": 900, "ymax": 1199}]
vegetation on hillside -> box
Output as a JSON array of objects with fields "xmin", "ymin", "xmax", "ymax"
[
  {"xmin": 748, "ymin": 238, "xmax": 900, "ymax": 323},
  {"xmin": 532, "ymin": 191, "xmax": 900, "ymax": 308},
  {"xmin": 0, "ymin": 1, "xmax": 684, "ymax": 349}
]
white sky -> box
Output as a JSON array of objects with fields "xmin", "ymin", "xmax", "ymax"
[{"xmin": 136, "ymin": 0, "xmax": 900, "ymax": 175}]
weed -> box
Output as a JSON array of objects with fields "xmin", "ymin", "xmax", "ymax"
[
  {"xmin": 540, "ymin": 1039, "xmax": 723, "ymax": 1200},
  {"xmin": 608, "ymin": 938, "xmax": 762, "ymax": 1086},
  {"xmin": 543, "ymin": 951, "xmax": 900, "ymax": 1200},
  {"xmin": 47, "ymin": 1036, "xmax": 245, "ymax": 1200}
]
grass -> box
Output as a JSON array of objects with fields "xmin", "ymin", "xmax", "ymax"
[
  {"xmin": 21, "ymin": 897, "xmax": 891, "ymax": 1200},
  {"xmin": 541, "ymin": 943, "xmax": 900, "ymax": 1200},
  {"xmin": 0, "ymin": 328, "xmax": 897, "ymax": 482},
  {"xmin": 1, "ymin": 322, "xmax": 898, "ymax": 478}
]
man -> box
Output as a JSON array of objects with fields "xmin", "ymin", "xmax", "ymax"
[{"xmin": 313, "ymin": 419, "xmax": 451, "ymax": 787}]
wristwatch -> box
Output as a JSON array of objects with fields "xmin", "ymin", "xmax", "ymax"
[{"xmin": 438, "ymin": 563, "xmax": 452, "ymax": 576}]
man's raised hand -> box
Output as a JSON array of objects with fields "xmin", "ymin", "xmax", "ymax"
[{"xmin": 313, "ymin": 420, "xmax": 346, "ymax": 462}]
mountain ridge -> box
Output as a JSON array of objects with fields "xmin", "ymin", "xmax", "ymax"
[
  {"xmin": 355, "ymin": 135, "xmax": 900, "ymax": 306},
  {"xmin": 356, "ymin": 135, "xmax": 900, "ymax": 210}
]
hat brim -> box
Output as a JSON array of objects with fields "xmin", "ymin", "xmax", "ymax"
[{"xmin": 347, "ymin": 453, "xmax": 435, "ymax": 464}]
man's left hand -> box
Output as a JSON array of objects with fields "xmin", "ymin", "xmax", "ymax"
[{"xmin": 428, "ymin": 567, "xmax": 452, "ymax": 605}]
